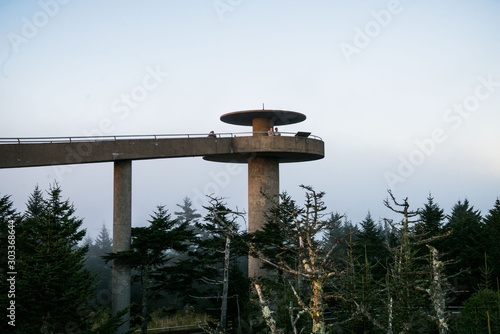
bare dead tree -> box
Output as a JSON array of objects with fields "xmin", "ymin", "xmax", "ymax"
[
  {"xmin": 249, "ymin": 185, "xmax": 344, "ymax": 334},
  {"xmin": 422, "ymin": 245, "xmax": 451, "ymax": 334}
]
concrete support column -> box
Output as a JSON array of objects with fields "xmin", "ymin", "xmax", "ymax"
[
  {"xmin": 248, "ymin": 156, "xmax": 279, "ymax": 277},
  {"xmin": 112, "ymin": 160, "xmax": 132, "ymax": 333},
  {"xmin": 252, "ymin": 117, "xmax": 274, "ymax": 136}
]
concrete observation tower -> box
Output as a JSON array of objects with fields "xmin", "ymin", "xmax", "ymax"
[
  {"xmin": 0, "ymin": 108, "xmax": 323, "ymax": 331},
  {"xmin": 204, "ymin": 109, "xmax": 324, "ymax": 277}
]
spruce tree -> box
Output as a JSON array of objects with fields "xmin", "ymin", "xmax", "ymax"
[
  {"xmin": 483, "ymin": 199, "xmax": 500, "ymax": 285},
  {"xmin": 442, "ymin": 199, "xmax": 485, "ymax": 296},
  {"xmin": 192, "ymin": 197, "xmax": 247, "ymax": 333},
  {"xmin": 418, "ymin": 193, "xmax": 445, "ymax": 239},
  {"xmin": 414, "ymin": 194, "xmax": 448, "ymax": 271},
  {"xmin": 321, "ymin": 213, "xmax": 354, "ymax": 260},
  {"xmin": 354, "ymin": 212, "xmax": 387, "ymax": 280},
  {"xmin": 95, "ymin": 223, "xmax": 113, "ymax": 253},
  {"xmin": 25, "ymin": 184, "xmax": 44, "ymax": 219},
  {"xmin": 251, "ymin": 192, "xmax": 300, "ymax": 274},
  {"xmin": 17, "ymin": 184, "xmax": 95, "ymax": 333},
  {"xmin": 85, "ymin": 223, "xmax": 113, "ymax": 306},
  {"xmin": 339, "ymin": 232, "xmax": 379, "ymax": 334},
  {"xmin": 175, "ymin": 196, "xmax": 202, "ymax": 224}
]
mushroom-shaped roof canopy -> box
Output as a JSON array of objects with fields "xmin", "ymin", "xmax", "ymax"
[{"xmin": 220, "ymin": 109, "xmax": 306, "ymax": 126}]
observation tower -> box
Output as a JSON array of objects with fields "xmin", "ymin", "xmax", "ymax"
[
  {"xmin": 204, "ymin": 109, "xmax": 324, "ymax": 277},
  {"xmin": 0, "ymin": 108, "xmax": 324, "ymax": 331}
]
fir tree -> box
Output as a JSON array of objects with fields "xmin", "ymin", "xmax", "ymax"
[
  {"xmin": 25, "ymin": 184, "xmax": 44, "ymax": 219},
  {"xmin": 85, "ymin": 223, "xmax": 113, "ymax": 306},
  {"xmin": 251, "ymin": 192, "xmax": 300, "ymax": 274},
  {"xmin": 192, "ymin": 197, "xmax": 247, "ymax": 333},
  {"xmin": 442, "ymin": 199, "xmax": 485, "ymax": 296},
  {"xmin": 456, "ymin": 255, "xmax": 500, "ymax": 334},
  {"xmin": 418, "ymin": 194, "xmax": 445, "ymax": 238},
  {"xmin": 416, "ymin": 194, "xmax": 446, "ymax": 257},
  {"xmin": 16, "ymin": 184, "xmax": 95, "ymax": 333},
  {"xmin": 175, "ymin": 196, "xmax": 202, "ymax": 224},
  {"xmin": 322, "ymin": 213, "xmax": 355, "ymax": 259},
  {"xmin": 174, "ymin": 196, "xmax": 205, "ymax": 251},
  {"xmin": 483, "ymin": 199, "xmax": 500, "ymax": 285},
  {"xmin": 354, "ymin": 212, "xmax": 387, "ymax": 280},
  {"xmin": 457, "ymin": 288, "xmax": 500, "ymax": 333},
  {"xmin": 94, "ymin": 223, "xmax": 113, "ymax": 253},
  {"xmin": 338, "ymin": 232, "xmax": 379, "ymax": 334}
]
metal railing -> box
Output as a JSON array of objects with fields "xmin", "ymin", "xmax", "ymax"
[{"xmin": 0, "ymin": 131, "xmax": 322, "ymax": 144}]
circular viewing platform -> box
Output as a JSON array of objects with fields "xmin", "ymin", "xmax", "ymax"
[
  {"xmin": 220, "ymin": 109, "xmax": 306, "ymax": 126},
  {"xmin": 202, "ymin": 134, "xmax": 324, "ymax": 163}
]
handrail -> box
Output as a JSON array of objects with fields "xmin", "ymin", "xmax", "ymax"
[{"xmin": 0, "ymin": 132, "xmax": 322, "ymax": 144}]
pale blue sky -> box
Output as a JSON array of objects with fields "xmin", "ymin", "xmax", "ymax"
[{"xmin": 1, "ymin": 0, "xmax": 499, "ymax": 237}]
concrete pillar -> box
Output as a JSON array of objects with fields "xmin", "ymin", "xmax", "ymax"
[
  {"xmin": 252, "ymin": 117, "xmax": 274, "ymax": 136},
  {"xmin": 248, "ymin": 156, "xmax": 279, "ymax": 277},
  {"xmin": 112, "ymin": 160, "xmax": 132, "ymax": 333}
]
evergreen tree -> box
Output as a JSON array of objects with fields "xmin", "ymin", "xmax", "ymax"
[
  {"xmin": 456, "ymin": 288, "xmax": 500, "ymax": 334},
  {"xmin": 354, "ymin": 212, "xmax": 387, "ymax": 280},
  {"xmin": 322, "ymin": 213, "xmax": 355, "ymax": 259},
  {"xmin": 483, "ymin": 199, "xmax": 500, "ymax": 285},
  {"xmin": 82, "ymin": 235, "xmax": 94, "ymax": 247},
  {"xmin": 416, "ymin": 194, "xmax": 447, "ymax": 260},
  {"xmin": 191, "ymin": 197, "xmax": 248, "ymax": 333},
  {"xmin": 338, "ymin": 233, "xmax": 379, "ymax": 334},
  {"xmin": 175, "ymin": 196, "xmax": 202, "ymax": 224},
  {"xmin": 418, "ymin": 194, "xmax": 445, "ymax": 239},
  {"xmin": 25, "ymin": 184, "xmax": 44, "ymax": 219},
  {"xmin": 94, "ymin": 223, "xmax": 113, "ymax": 253},
  {"xmin": 442, "ymin": 199, "xmax": 485, "ymax": 296},
  {"xmin": 85, "ymin": 223, "xmax": 113, "ymax": 308},
  {"xmin": 251, "ymin": 192, "xmax": 300, "ymax": 274},
  {"xmin": 16, "ymin": 184, "xmax": 95, "ymax": 333},
  {"xmin": 174, "ymin": 196, "xmax": 205, "ymax": 256}
]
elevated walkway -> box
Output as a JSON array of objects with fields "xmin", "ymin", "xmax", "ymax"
[
  {"xmin": 0, "ymin": 108, "xmax": 325, "ymax": 333},
  {"xmin": 0, "ymin": 132, "xmax": 324, "ymax": 168}
]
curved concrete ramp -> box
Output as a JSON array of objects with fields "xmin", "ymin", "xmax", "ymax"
[{"xmin": 0, "ymin": 135, "xmax": 324, "ymax": 168}]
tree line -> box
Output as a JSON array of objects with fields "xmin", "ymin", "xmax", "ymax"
[{"xmin": 1, "ymin": 183, "xmax": 499, "ymax": 333}]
